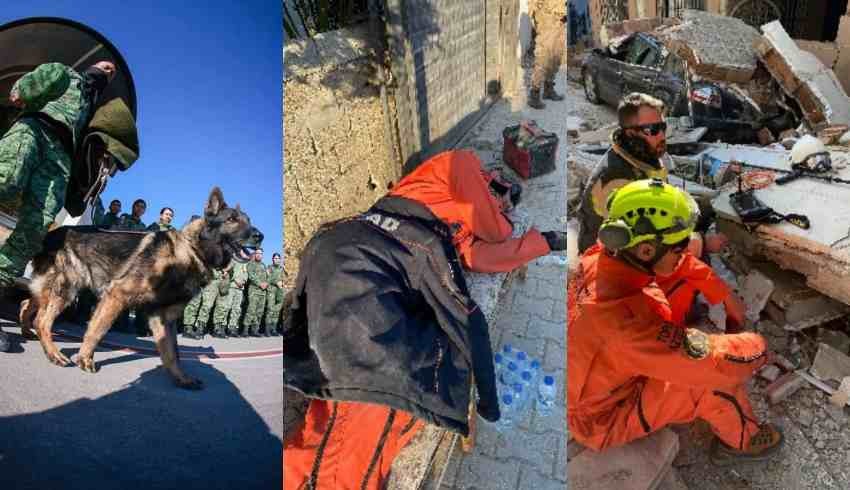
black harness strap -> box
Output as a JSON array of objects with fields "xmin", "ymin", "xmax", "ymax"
[
  {"xmin": 307, "ymin": 401, "xmax": 339, "ymax": 489},
  {"xmin": 360, "ymin": 409, "xmax": 397, "ymax": 490}
]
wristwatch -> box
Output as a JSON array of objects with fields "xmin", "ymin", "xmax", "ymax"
[{"xmin": 683, "ymin": 328, "xmax": 711, "ymax": 360}]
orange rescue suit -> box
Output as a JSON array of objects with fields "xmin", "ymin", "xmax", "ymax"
[
  {"xmin": 285, "ymin": 150, "xmax": 548, "ymax": 489},
  {"xmin": 389, "ymin": 149, "xmax": 551, "ymax": 272},
  {"xmin": 583, "ymin": 242, "xmax": 731, "ymax": 327},
  {"xmin": 567, "ymin": 246, "xmax": 767, "ymax": 452}
]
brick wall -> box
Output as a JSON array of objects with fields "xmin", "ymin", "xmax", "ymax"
[{"xmin": 386, "ymin": 0, "xmax": 495, "ymax": 170}]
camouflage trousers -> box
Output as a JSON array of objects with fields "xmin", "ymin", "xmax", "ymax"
[
  {"xmin": 243, "ymin": 289, "xmax": 267, "ymax": 334},
  {"xmin": 0, "ymin": 119, "xmax": 71, "ymax": 287},
  {"xmin": 264, "ymin": 287, "xmax": 284, "ymax": 334},
  {"xmin": 183, "ymin": 280, "xmax": 219, "ymax": 334},
  {"xmin": 531, "ymin": 18, "xmax": 566, "ymax": 89},
  {"xmin": 213, "ymin": 287, "xmax": 244, "ymax": 335}
]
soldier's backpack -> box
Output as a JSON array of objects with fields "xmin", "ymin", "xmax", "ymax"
[{"xmin": 502, "ymin": 120, "xmax": 559, "ymax": 179}]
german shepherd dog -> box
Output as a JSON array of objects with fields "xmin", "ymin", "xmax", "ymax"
[{"xmin": 19, "ymin": 187, "xmax": 262, "ymax": 389}]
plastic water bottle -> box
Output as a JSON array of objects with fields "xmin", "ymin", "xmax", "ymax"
[
  {"xmin": 515, "ymin": 351, "xmax": 528, "ymax": 371},
  {"xmin": 528, "ymin": 359, "xmax": 541, "ymax": 385},
  {"xmin": 501, "ymin": 361, "xmax": 519, "ymax": 386},
  {"xmin": 497, "ymin": 393, "xmax": 516, "ymax": 431},
  {"xmin": 538, "ymin": 375, "xmax": 557, "ymax": 416},
  {"xmin": 511, "ymin": 382, "xmax": 528, "ymax": 413}
]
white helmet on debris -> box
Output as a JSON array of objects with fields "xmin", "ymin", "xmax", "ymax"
[{"xmin": 789, "ymin": 135, "xmax": 826, "ymax": 165}]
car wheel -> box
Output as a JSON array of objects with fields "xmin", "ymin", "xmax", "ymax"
[{"xmin": 583, "ymin": 70, "xmax": 600, "ymax": 104}]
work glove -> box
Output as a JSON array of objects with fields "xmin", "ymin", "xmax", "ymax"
[{"xmin": 542, "ymin": 231, "xmax": 567, "ymax": 251}]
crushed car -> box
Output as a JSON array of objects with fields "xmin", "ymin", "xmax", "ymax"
[{"xmin": 582, "ymin": 25, "xmax": 798, "ymax": 145}]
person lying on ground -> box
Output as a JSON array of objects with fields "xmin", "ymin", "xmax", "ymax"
[{"xmin": 284, "ymin": 149, "xmax": 567, "ymax": 489}]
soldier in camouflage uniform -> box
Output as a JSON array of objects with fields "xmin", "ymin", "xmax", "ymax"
[
  {"xmin": 528, "ymin": 0, "xmax": 567, "ymax": 109},
  {"xmin": 0, "ymin": 61, "xmax": 116, "ymax": 352},
  {"xmin": 93, "ymin": 197, "xmax": 122, "ymax": 228},
  {"xmin": 213, "ymin": 257, "xmax": 248, "ymax": 337},
  {"xmin": 117, "ymin": 198, "xmax": 147, "ymax": 230},
  {"xmin": 243, "ymin": 248, "xmax": 269, "ymax": 337},
  {"xmin": 182, "ymin": 268, "xmax": 222, "ymax": 340},
  {"xmin": 146, "ymin": 206, "xmax": 175, "ymax": 232},
  {"xmin": 264, "ymin": 252, "xmax": 284, "ymax": 336}
]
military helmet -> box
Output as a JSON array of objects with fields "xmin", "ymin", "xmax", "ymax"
[{"xmin": 598, "ymin": 179, "xmax": 699, "ymax": 251}]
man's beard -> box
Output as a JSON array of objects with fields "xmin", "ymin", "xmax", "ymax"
[{"xmin": 616, "ymin": 131, "xmax": 666, "ymax": 165}]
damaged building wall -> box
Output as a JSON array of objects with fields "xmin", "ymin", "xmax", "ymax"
[{"xmin": 284, "ymin": 25, "xmax": 402, "ymax": 287}]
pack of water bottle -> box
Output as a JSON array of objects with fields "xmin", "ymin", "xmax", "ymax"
[{"xmin": 493, "ymin": 343, "xmax": 558, "ymax": 431}]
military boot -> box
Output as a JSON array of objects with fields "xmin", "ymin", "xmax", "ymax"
[
  {"xmin": 528, "ymin": 88, "xmax": 545, "ymax": 110},
  {"xmin": 213, "ymin": 324, "xmax": 227, "ymax": 339},
  {"xmin": 182, "ymin": 323, "xmax": 196, "ymax": 339},
  {"xmin": 542, "ymin": 82, "xmax": 564, "ymax": 101},
  {"xmin": 227, "ymin": 325, "xmax": 240, "ymax": 338},
  {"xmin": 251, "ymin": 325, "xmax": 262, "ymax": 337}
]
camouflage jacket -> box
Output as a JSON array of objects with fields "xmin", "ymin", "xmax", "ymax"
[
  {"xmin": 531, "ymin": 0, "xmax": 567, "ymax": 21},
  {"xmin": 229, "ymin": 261, "xmax": 249, "ymax": 290},
  {"xmin": 267, "ymin": 264, "xmax": 283, "ymax": 289},
  {"xmin": 116, "ymin": 213, "xmax": 147, "ymax": 231},
  {"xmin": 11, "ymin": 63, "xmax": 97, "ymax": 149},
  {"xmin": 146, "ymin": 221, "xmax": 175, "ymax": 232},
  {"xmin": 246, "ymin": 261, "xmax": 269, "ymax": 293}
]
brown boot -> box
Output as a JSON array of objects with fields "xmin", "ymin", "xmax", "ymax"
[
  {"xmin": 542, "ymin": 82, "xmax": 564, "ymax": 101},
  {"xmin": 709, "ymin": 423, "xmax": 784, "ymax": 466},
  {"xmin": 528, "ymin": 88, "xmax": 545, "ymax": 110}
]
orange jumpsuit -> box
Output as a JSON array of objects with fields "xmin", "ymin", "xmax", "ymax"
[
  {"xmin": 389, "ymin": 149, "xmax": 551, "ymax": 273},
  {"xmin": 583, "ymin": 242, "xmax": 731, "ymax": 328},
  {"xmin": 567, "ymin": 246, "xmax": 767, "ymax": 452},
  {"xmin": 285, "ymin": 150, "xmax": 550, "ymax": 488}
]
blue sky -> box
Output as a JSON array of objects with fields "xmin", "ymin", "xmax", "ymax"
[{"xmin": 3, "ymin": 1, "xmax": 283, "ymax": 261}]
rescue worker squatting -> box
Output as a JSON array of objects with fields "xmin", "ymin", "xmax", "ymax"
[{"xmin": 568, "ymin": 179, "xmax": 784, "ymax": 465}]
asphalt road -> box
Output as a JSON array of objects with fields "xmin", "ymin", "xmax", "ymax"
[{"xmin": 0, "ymin": 322, "xmax": 283, "ymax": 490}]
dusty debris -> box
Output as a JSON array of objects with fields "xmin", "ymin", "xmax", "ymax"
[
  {"xmin": 738, "ymin": 270, "xmax": 774, "ymax": 325},
  {"xmin": 655, "ymin": 10, "xmax": 761, "ymax": 84},
  {"xmin": 829, "ymin": 376, "xmax": 850, "ymax": 407},
  {"xmin": 756, "ymin": 21, "xmax": 850, "ymax": 129},
  {"xmin": 766, "ymin": 371, "xmax": 807, "ymax": 404},
  {"xmin": 810, "ymin": 343, "xmax": 850, "ymax": 383},
  {"xmin": 818, "ymin": 328, "xmax": 850, "ymax": 354},
  {"xmin": 758, "ymin": 364, "xmax": 782, "ymax": 383},
  {"xmin": 598, "ymin": 17, "xmax": 678, "ymax": 47}
]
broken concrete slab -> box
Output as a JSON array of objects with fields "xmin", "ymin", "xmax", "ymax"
[
  {"xmin": 811, "ymin": 342, "xmax": 850, "ymax": 383},
  {"xmin": 709, "ymin": 144, "xmax": 850, "ymax": 306},
  {"xmin": 758, "ymin": 364, "xmax": 782, "ymax": 383},
  {"xmin": 766, "ymin": 371, "xmax": 807, "ymax": 404},
  {"xmin": 744, "ymin": 261, "xmax": 850, "ymax": 331},
  {"xmin": 655, "ymin": 10, "xmax": 761, "ymax": 84},
  {"xmin": 795, "ymin": 40, "xmax": 839, "ymax": 70},
  {"xmin": 568, "ymin": 428, "xmax": 679, "ymax": 490},
  {"xmin": 738, "ymin": 270, "xmax": 774, "ymax": 324},
  {"xmin": 829, "ymin": 377, "xmax": 850, "ymax": 407},
  {"xmin": 756, "ymin": 21, "xmax": 850, "ymax": 129},
  {"xmin": 819, "ymin": 328, "xmax": 850, "ymax": 354}
]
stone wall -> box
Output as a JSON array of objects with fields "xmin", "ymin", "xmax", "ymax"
[{"xmin": 283, "ymin": 24, "xmax": 402, "ymax": 286}]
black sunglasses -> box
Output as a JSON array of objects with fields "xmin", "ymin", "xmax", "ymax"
[{"xmin": 625, "ymin": 121, "xmax": 667, "ymax": 137}]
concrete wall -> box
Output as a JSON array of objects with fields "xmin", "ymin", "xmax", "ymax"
[{"xmin": 283, "ymin": 25, "xmax": 402, "ymax": 285}]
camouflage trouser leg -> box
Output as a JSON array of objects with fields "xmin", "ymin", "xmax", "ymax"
[
  {"xmin": 218, "ymin": 288, "xmax": 244, "ymax": 336},
  {"xmin": 244, "ymin": 291, "xmax": 266, "ymax": 334},
  {"xmin": 265, "ymin": 289, "xmax": 283, "ymax": 334},
  {"xmin": 531, "ymin": 20, "xmax": 566, "ymax": 89},
  {"xmin": 0, "ymin": 121, "xmax": 71, "ymax": 287},
  {"xmin": 183, "ymin": 292, "xmax": 203, "ymax": 334},
  {"xmin": 195, "ymin": 282, "xmax": 219, "ymax": 334},
  {"xmin": 212, "ymin": 289, "xmax": 232, "ymax": 336}
]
